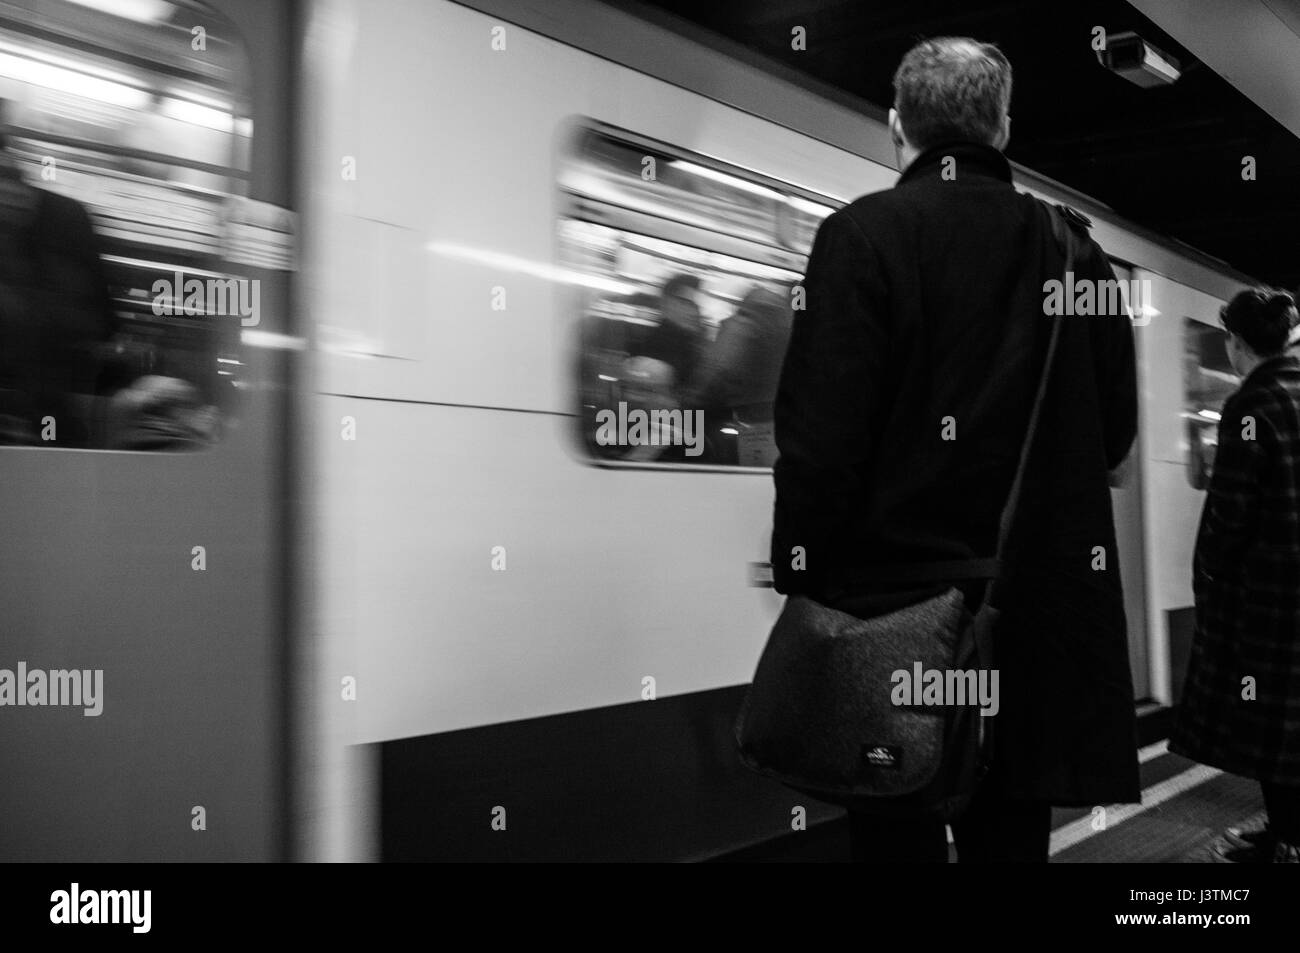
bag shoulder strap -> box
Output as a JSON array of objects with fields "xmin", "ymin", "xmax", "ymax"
[{"xmin": 986, "ymin": 203, "xmax": 1078, "ymax": 579}]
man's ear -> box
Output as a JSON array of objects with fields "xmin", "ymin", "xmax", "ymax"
[
  {"xmin": 993, "ymin": 114, "xmax": 1011, "ymax": 151},
  {"xmin": 888, "ymin": 108, "xmax": 906, "ymax": 148}
]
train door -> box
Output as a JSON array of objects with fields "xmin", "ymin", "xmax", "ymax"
[
  {"xmin": 0, "ymin": 0, "xmax": 297, "ymax": 861},
  {"xmin": 1109, "ymin": 263, "xmax": 1151, "ymax": 700},
  {"xmin": 1133, "ymin": 268, "xmax": 1235, "ymax": 705}
]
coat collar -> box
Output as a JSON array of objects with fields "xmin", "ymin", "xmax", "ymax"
[
  {"xmin": 896, "ymin": 141, "xmax": 1014, "ymax": 187},
  {"xmin": 1242, "ymin": 353, "xmax": 1300, "ymax": 390}
]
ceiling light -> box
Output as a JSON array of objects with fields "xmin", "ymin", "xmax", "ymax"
[{"xmin": 65, "ymin": 0, "xmax": 173, "ymax": 25}]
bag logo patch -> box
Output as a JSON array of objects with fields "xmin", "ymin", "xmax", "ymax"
[{"xmin": 863, "ymin": 744, "xmax": 902, "ymax": 769}]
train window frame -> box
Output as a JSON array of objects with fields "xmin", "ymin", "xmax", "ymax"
[
  {"xmin": 560, "ymin": 118, "xmax": 843, "ymax": 474},
  {"xmin": 0, "ymin": 0, "xmax": 254, "ymax": 454}
]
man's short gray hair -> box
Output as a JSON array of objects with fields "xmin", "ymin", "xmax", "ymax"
[{"xmin": 892, "ymin": 37, "xmax": 1013, "ymax": 151}]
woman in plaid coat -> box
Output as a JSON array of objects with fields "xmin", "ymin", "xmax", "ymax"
[{"xmin": 1170, "ymin": 288, "xmax": 1300, "ymax": 863}]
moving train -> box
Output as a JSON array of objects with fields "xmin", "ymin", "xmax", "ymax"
[{"xmin": 0, "ymin": 0, "xmax": 1262, "ymax": 861}]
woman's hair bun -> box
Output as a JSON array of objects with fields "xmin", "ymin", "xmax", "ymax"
[
  {"xmin": 1222, "ymin": 287, "xmax": 1296, "ymax": 355},
  {"xmin": 1265, "ymin": 290, "xmax": 1296, "ymax": 315}
]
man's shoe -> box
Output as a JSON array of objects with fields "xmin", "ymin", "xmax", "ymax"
[
  {"xmin": 1214, "ymin": 837, "xmax": 1274, "ymax": 863},
  {"xmin": 1223, "ymin": 822, "xmax": 1273, "ymax": 851},
  {"xmin": 1216, "ymin": 842, "xmax": 1268, "ymax": 863}
]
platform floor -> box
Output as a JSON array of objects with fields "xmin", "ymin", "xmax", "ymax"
[
  {"xmin": 1051, "ymin": 744, "xmax": 1263, "ymax": 863},
  {"xmin": 716, "ymin": 742, "xmax": 1267, "ymax": 863}
]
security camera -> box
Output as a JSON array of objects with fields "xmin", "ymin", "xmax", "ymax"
[{"xmin": 1098, "ymin": 31, "xmax": 1181, "ymax": 87}]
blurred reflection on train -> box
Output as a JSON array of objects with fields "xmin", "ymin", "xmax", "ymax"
[
  {"xmin": 571, "ymin": 125, "xmax": 814, "ymax": 466},
  {"xmin": 0, "ymin": 2, "xmax": 257, "ymax": 452},
  {"xmin": 0, "ymin": 110, "xmax": 113, "ymax": 447}
]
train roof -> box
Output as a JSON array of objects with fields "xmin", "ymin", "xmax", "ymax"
[{"xmin": 457, "ymin": 0, "xmax": 1266, "ymax": 299}]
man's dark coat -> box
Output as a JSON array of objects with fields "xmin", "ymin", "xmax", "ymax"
[{"xmin": 771, "ymin": 141, "xmax": 1141, "ymax": 805}]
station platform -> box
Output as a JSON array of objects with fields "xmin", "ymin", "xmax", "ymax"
[{"xmin": 715, "ymin": 733, "xmax": 1267, "ymax": 863}]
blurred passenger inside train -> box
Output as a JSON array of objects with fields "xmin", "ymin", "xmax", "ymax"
[
  {"xmin": 637, "ymin": 273, "xmax": 707, "ymax": 387},
  {"xmin": 1171, "ymin": 289, "xmax": 1300, "ymax": 864},
  {"xmin": 684, "ymin": 283, "xmax": 792, "ymax": 465},
  {"xmin": 580, "ymin": 273, "xmax": 794, "ymax": 464},
  {"xmin": 582, "ymin": 272, "xmax": 708, "ymax": 463},
  {"xmin": 0, "ymin": 104, "xmax": 115, "ymax": 448},
  {"xmin": 770, "ymin": 37, "xmax": 1139, "ymax": 862},
  {"xmin": 103, "ymin": 375, "xmax": 220, "ymax": 451}
]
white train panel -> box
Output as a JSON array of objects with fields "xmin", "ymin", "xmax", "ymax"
[
  {"xmin": 308, "ymin": 0, "xmax": 889, "ymax": 414},
  {"xmin": 316, "ymin": 396, "xmax": 783, "ymax": 742}
]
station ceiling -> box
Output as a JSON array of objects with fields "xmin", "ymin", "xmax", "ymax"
[{"xmin": 625, "ymin": 0, "xmax": 1300, "ymax": 291}]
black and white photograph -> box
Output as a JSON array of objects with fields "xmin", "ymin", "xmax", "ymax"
[{"xmin": 1, "ymin": 0, "xmax": 1297, "ymax": 933}]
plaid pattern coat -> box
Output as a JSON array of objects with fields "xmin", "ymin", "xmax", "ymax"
[{"xmin": 1171, "ymin": 354, "xmax": 1300, "ymax": 786}]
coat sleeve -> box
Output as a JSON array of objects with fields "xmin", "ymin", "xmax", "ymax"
[
  {"xmin": 1195, "ymin": 389, "xmax": 1272, "ymax": 584},
  {"xmin": 1080, "ymin": 238, "xmax": 1138, "ymax": 470},
  {"xmin": 771, "ymin": 210, "xmax": 888, "ymax": 597}
]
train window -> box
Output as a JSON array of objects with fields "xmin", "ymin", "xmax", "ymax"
[
  {"xmin": 1183, "ymin": 317, "xmax": 1239, "ymax": 489},
  {"xmin": 0, "ymin": 0, "xmax": 250, "ymax": 450},
  {"xmin": 561, "ymin": 123, "xmax": 840, "ymax": 468}
]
